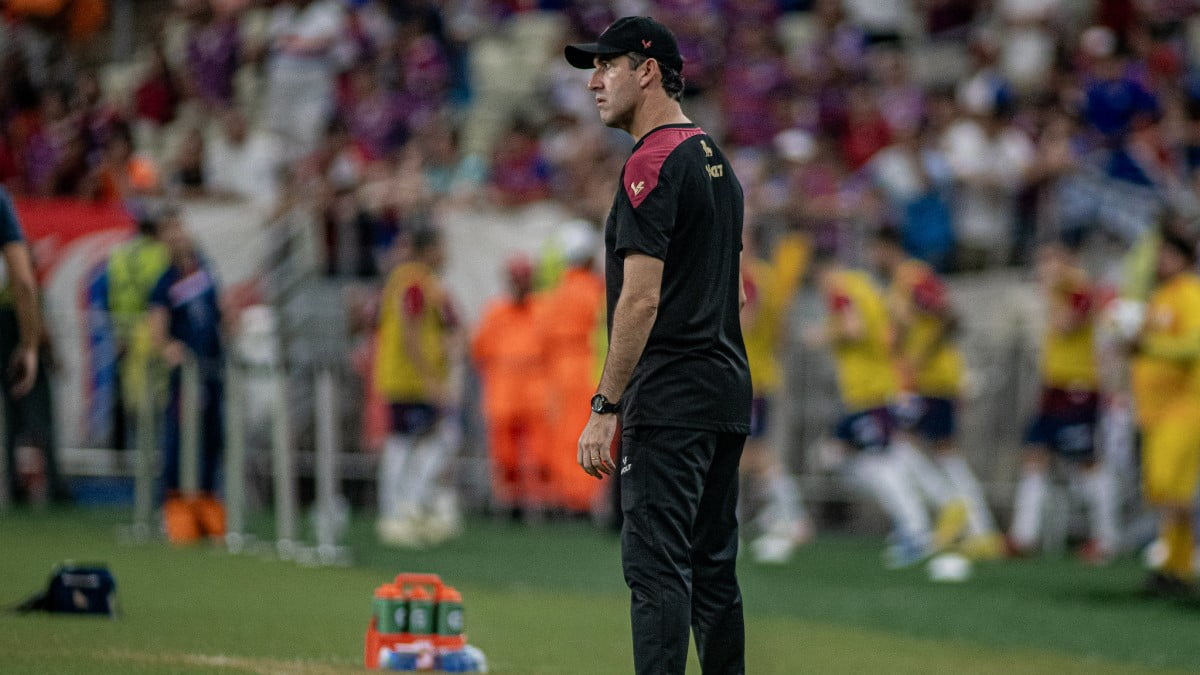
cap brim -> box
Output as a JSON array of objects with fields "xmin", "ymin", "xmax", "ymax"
[{"xmin": 564, "ymin": 42, "xmax": 626, "ymax": 69}]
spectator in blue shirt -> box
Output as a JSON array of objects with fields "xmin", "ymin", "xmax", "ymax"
[
  {"xmin": 148, "ymin": 209, "xmax": 226, "ymax": 542},
  {"xmin": 1083, "ymin": 46, "xmax": 1160, "ymax": 143}
]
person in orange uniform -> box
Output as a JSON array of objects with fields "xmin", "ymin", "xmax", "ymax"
[
  {"xmin": 740, "ymin": 229, "xmax": 812, "ymax": 563},
  {"xmin": 871, "ymin": 229, "xmax": 1000, "ymax": 560},
  {"xmin": 472, "ymin": 255, "xmax": 553, "ymax": 517},
  {"xmin": 374, "ymin": 228, "xmax": 462, "ymax": 547},
  {"xmin": 1131, "ymin": 229, "xmax": 1200, "ymax": 596},
  {"xmin": 540, "ymin": 221, "xmax": 607, "ymax": 515},
  {"xmin": 1009, "ymin": 239, "xmax": 1118, "ymax": 563}
]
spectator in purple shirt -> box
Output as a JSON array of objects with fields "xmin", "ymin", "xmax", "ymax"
[
  {"xmin": 185, "ymin": 4, "xmax": 242, "ymax": 110},
  {"xmin": 488, "ymin": 118, "xmax": 551, "ymax": 208},
  {"xmin": 720, "ymin": 23, "xmax": 790, "ymax": 148},
  {"xmin": 341, "ymin": 65, "xmax": 404, "ymax": 161}
]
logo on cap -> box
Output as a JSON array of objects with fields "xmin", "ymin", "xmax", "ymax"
[
  {"xmin": 630, "ymin": 181, "xmax": 645, "ymax": 196},
  {"xmin": 642, "ymin": 39, "xmax": 652, "ymax": 49}
]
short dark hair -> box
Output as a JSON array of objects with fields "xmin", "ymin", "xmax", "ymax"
[
  {"xmin": 410, "ymin": 227, "xmax": 441, "ymax": 254},
  {"xmin": 627, "ymin": 53, "xmax": 685, "ymax": 101},
  {"xmin": 873, "ymin": 227, "xmax": 903, "ymax": 248}
]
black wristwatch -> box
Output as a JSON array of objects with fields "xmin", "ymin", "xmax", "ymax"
[{"xmin": 591, "ymin": 393, "xmax": 619, "ymax": 415}]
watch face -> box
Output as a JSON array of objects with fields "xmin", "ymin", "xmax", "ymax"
[{"xmin": 591, "ymin": 394, "xmax": 604, "ymax": 412}]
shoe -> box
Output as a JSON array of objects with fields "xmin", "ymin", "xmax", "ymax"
[
  {"xmin": 932, "ymin": 499, "xmax": 969, "ymax": 552},
  {"xmin": 751, "ymin": 519, "xmax": 814, "ymax": 564},
  {"xmin": 1003, "ymin": 534, "xmax": 1032, "ymax": 559},
  {"xmin": 884, "ymin": 533, "xmax": 930, "ymax": 570},
  {"xmin": 1076, "ymin": 539, "xmax": 1114, "ymax": 567},
  {"xmin": 421, "ymin": 490, "xmax": 464, "ymax": 546},
  {"xmin": 164, "ymin": 496, "xmax": 201, "ymax": 545},
  {"xmin": 1143, "ymin": 571, "xmax": 1195, "ymax": 599},
  {"xmin": 959, "ymin": 532, "xmax": 1005, "ymax": 561},
  {"xmin": 376, "ymin": 516, "xmax": 424, "ymax": 548},
  {"xmin": 751, "ymin": 534, "xmax": 796, "ymax": 564},
  {"xmin": 194, "ymin": 495, "xmax": 227, "ymax": 540}
]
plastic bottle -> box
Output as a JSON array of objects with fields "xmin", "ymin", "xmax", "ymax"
[
  {"xmin": 406, "ymin": 585, "xmax": 435, "ymax": 637},
  {"xmin": 435, "ymin": 585, "xmax": 465, "ymax": 641},
  {"xmin": 374, "ymin": 584, "xmax": 407, "ymax": 634}
]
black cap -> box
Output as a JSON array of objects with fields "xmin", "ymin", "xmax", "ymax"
[{"xmin": 564, "ymin": 16, "xmax": 683, "ymax": 73}]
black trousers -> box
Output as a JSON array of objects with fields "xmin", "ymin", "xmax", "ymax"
[{"xmin": 620, "ymin": 425, "xmax": 746, "ymax": 675}]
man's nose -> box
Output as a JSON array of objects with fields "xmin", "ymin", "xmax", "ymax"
[{"xmin": 588, "ymin": 70, "xmax": 603, "ymax": 90}]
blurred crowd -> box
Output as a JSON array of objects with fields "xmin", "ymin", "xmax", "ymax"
[
  {"xmin": 0, "ymin": 1, "xmax": 1196, "ymax": 278},
  {"xmin": 6, "ymin": 1, "xmax": 1200, "ymax": 576}
]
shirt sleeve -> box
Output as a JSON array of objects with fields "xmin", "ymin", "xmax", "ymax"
[
  {"xmin": 912, "ymin": 273, "xmax": 950, "ymax": 315},
  {"xmin": 0, "ymin": 188, "xmax": 24, "ymax": 246},
  {"xmin": 1066, "ymin": 286, "xmax": 1093, "ymax": 318},
  {"xmin": 148, "ymin": 271, "xmax": 172, "ymax": 309},
  {"xmin": 612, "ymin": 158, "xmax": 679, "ymax": 261}
]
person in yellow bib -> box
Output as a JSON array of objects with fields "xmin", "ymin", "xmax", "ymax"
[
  {"xmin": 104, "ymin": 210, "xmax": 170, "ymax": 451},
  {"xmin": 805, "ymin": 250, "xmax": 960, "ymax": 568},
  {"xmin": 740, "ymin": 230, "xmax": 812, "ymax": 563},
  {"xmin": 871, "ymin": 229, "xmax": 1000, "ymax": 560},
  {"xmin": 374, "ymin": 228, "xmax": 463, "ymax": 547},
  {"xmin": 1130, "ymin": 229, "xmax": 1200, "ymax": 596},
  {"xmin": 1008, "ymin": 239, "xmax": 1119, "ymax": 565}
]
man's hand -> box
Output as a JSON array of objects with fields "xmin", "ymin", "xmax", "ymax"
[
  {"xmin": 8, "ymin": 345, "xmax": 37, "ymax": 398},
  {"xmin": 424, "ymin": 379, "xmax": 450, "ymax": 411},
  {"xmin": 577, "ymin": 412, "xmax": 618, "ymax": 479},
  {"xmin": 163, "ymin": 340, "xmax": 187, "ymax": 367}
]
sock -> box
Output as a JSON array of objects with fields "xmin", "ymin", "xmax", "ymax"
[
  {"xmin": 853, "ymin": 452, "xmax": 931, "ymax": 547},
  {"xmin": 762, "ymin": 471, "xmax": 808, "ymax": 535},
  {"xmin": 1081, "ymin": 466, "xmax": 1119, "ymax": 554},
  {"xmin": 939, "ymin": 454, "xmax": 997, "ymax": 537},
  {"xmin": 1010, "ymin": 470, "xmax": 1048, "ymax": 550},
  {"xmin": 378, "ymin": 435, "xmax": 412, "ymax": 519},
  {"xmin": 892, "ymin": 439, "xmax": 954, "ymax": 507},
  {"xmin": 407, "ymin": 431, "xmax": 451, "ymax": 511},
  {"xmin": 1166, "ymin": 517, "xmax": 1195, "ymax": 580}
]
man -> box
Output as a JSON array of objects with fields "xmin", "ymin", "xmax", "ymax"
[
  {"xmin": 539, "ymin": 220, "xmax": 608, "ymax": 516},
  {"xmin": 805, "ymin": 251, "xmax": 961, "ymax": 568},
  {"xmin": 471, "ymin": 256, "xmax": 552, "ymax": 517},
  {"xmin": 104, "ymin": 208, "xmax": 170, "ymax": 451},
  {"xmin": 148, "ymin": 211, "xmax": 225, "ymax": 543},
  {"xmin": 870, "ymin": 228, "xmax": 1001, "ymax": 560},
  {"xmin": 567, "ymin": 17, "xmax": 751, "ymax": 674},
  {"xmin": 374, "ymin": 228, "xmax": 462, "ymax": 547},
  {"xmin": 0, "ymin": 185, "xmax": 61, "ymax": 504},
  {"xmin": 1130, "ymin": 229, "xmax": 1200, "ymax": 595},
  {"xmin": 262, "ymin": 0, "xmax": 346, "ymax": 154},
  {"xmin": 1008, "ymin": 240, "xmax": 1119, "ymax": 563},
  {"xmin": 740, "ymin": 229, "xmax": 812, "ymax": 563}
]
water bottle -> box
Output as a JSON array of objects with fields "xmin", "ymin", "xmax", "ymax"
[
  {"xmin": 438, "ymin": 649, "xmax": 469, "ymax": 672},
  {"xmin": 435, "ymin": 585, "xmax": 465, "ymax": 642},
  {"xmin": 463, "ymin": 645, "xmax": 488, "ymax": 673},
  {"xmin": 406, "ymin": 585, "xmax": 434, "ymax": 637},
  {"xmin": 380, "ymin": 645, "xmax": 419, "ymax": 671},
  {"xmin": 374, "ymin": 584, "xmax": 406, "ymax": 634}
]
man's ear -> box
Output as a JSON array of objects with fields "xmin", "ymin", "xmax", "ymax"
[{"xmin": 638, "ymin": 58, "xmax": 658, "ymax": 89}]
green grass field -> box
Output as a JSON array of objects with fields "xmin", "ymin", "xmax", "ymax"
[{"xmin": 2, "ymin": 508, "xmax": 1198, "ymax": 674}]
